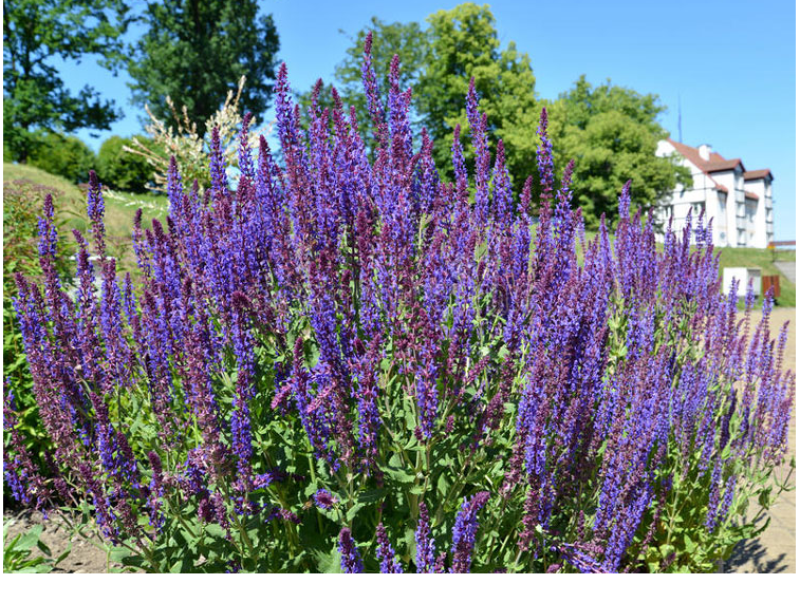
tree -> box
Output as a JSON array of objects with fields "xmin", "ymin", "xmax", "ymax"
[
  {"xmin": 298, "ymin": 3, "xmax": 687, "ymax": 226},
  {"xmin": 128, "ymin": 0, "xmax": 280, "ymax": 137},
  {"xmin": 300, "ymin": 4, "xmax": 539, "ymax": 188},
  {"xmin": 416, "ymin": 3, "xmax": 539, "ymax": 187},
  {"xmin": 96, "ymin": 135, "xmax": 155, "ymax": 192},
  {"xmin": 549, "ymin": 76, "xmax": 692, "ymax": 228},
  {"xmin": 298, "ymin": 17, "xmax": 429, "ymax": 142},
  {"xmin": 28, "ymin": 132, "xmax": 96, "ymax": 183},
  {"xmin": 2, "ymin": 0, "xmax": 131, "ymax": 162}
]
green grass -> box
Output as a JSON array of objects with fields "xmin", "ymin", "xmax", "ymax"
[
  {"xmin": 716, "ymin": 247, "xmax": 795, "ymax": 307},
  {"xmin": 3, "ymin": 162, "xmax": 168, "ymax": 273}
]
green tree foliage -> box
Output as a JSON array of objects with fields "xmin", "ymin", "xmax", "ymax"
[
  {"xmin": 2, "ymin": 0, "xmax": 130, "ymax": 162},
  {"xmin": 417, "ymin": 3, "xmax": 539, "ymax": 187},
  {"xmin": 298, "ymin": 3, "xmax": 690, "ymax": 225},
  {"xmin": 28, "ymin": 132, "xmax": 96, "ymax": 184},
  {"xmin": 549, "ymin": 76, "xmax": 692, "ymax": 228},
  {"xmin": 96, "ymin": 135, "xmax": 156, "ymax": 192},
  {"xmin": 298, "ymin": 17, "xmax": 429, "ymax": 146},
  {"xmin": 301, "ymin": 4, "xmax": 538, "ymax": 187},
  {"xmin": 128, "ymin": 0, "xmax": 280, "ymax": 137}
]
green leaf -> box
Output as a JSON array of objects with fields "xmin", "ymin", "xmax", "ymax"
[
  {"xmin": 384, "ymin": 467, "xmax": 416, "ymax": 484},
  {"xmin": 388, "ymin": 453, "xmax": 405, "ymax": 470},
  {"xmin": 437, "ymin": 473, "xmax": 449, "ymax": 498},
  {"xmin": 314, "ymin": 545, "xmax": 342, "ymax": 574},
  {"xmin": 357, "ymin": 488, "xmax": 387, "ymax": 504},
  {"xmin": 35, "ymin": 539, "xmax": 52, "ymax": 557},
  {"xmin": 404, "ymin": 434, "xmax": 423, "ymax": 451},
  {"xmin": 346, "ymin": 503, "xmax": 366, "ymax": 523},
  {"xmin": 304, "ymin": 480, "xmax": 321, "ymax": 498},
  {"xmin": 16, "ymin": 526, "xmax": 44, "ymax": 551},
  {"xmin": 204, "ymin": 523, "xmax": 227, "ymax": 540},
  {"xmin": 403, "ymin": 527, "xmax": 417, "ymax": 563},
  {"xmin": 14, "ymin": 561, "xmax": 51, "ymax": 574},
  {"xmin": 474, "ymin": 240, "xmax": 488, "ymax": 262},
  {"xmin": 758, "ymin": 486, "xmax": 773, "ymax": 508},
  {"xmin": 403, "ymin": 405, "xmax": 417, "ymax": 430},
  {"xmin": 109, "ymin": 547, "xmax": 133, "ymax": 564},
  {"xmin": 54, "ymin": 544, "xmax": 72, "ymax": 566}
]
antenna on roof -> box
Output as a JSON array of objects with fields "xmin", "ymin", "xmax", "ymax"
[{"xmin": 678, "ymin": 95, "xmax": 683, "ymax": 144}]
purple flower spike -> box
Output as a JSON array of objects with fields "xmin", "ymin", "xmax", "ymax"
[
  {"xmin": 415, "ymin": 501, "xmax": 436, "ymax": 573},
  {"xmin": 87, "ymin": 170, "xmax": 106, "ymax": 257},
  {"xmin": 451, "ymin": 491, "xmax": 491, "ymax": 573},
  {"xmin": 537, "ymin": 107, "xmax": 554, "ymax": 201},
  {"xmin": 338, "ymin": 527, "xmax": 364, "ymax": 573},
  {"xmin": 37, "ymin": 194, "xmax": 58, "ymax": 258},
  {"xmin": 209, "ymin": 126, "xmax": 228, "ymax": 194},
  {"xmin": 375, "ymin": 523, "xmax": 403, "ymax": 573}
]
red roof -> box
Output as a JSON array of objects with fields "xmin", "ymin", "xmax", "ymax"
[
  {"xmin": 666, "ymin": 139, "xmax": 748, "ymax": 176},
  {"xmin": 744, "ymin": 190, "xmax": 759, "ymax": 201},
  {"xmin": 706, "ymin": 159, "xmax": 745, "ymax": 173},
  {"xmin": 744, "ymin": 169, "xmax": 773, "ymax": 181}
]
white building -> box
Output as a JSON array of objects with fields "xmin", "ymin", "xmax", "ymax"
[{"xmin": 655, "ymin": 139, "xmax": 774, "ymax": 248}]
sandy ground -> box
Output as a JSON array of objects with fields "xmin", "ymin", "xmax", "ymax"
[{"xmin": 3, "ymin": 309, "xmax": 796, "ymax": 574}]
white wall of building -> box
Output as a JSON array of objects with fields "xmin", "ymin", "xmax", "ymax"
[
  {"xmin": 744, "ymin": 176, "xmax": 773, "ymax": 248},
  {"xmin": 655, "ymin": 140, "xmax": 771, "ymax": 248}
]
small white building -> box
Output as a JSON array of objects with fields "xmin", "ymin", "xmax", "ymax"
[{"xmin": 655, "ymin": 139, "xmax": 774, "ymax": 248}]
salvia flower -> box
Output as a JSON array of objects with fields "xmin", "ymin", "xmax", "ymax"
[
  {"xmin": 313, "ymin": 488, "xmax": 337, "ymax": 510},
  {"xmin": 451, "ymin": 491, "xmax": 490, "ymax": 573},
  {"xmin": 4, "ymin": 32, "xmax": 793, "ymax": 576},
  {"xmin": 375, "ymin": 523, "xmax": 403, "ymax": 573},
  {"xmin": 338, "ymin": 527, "xmax": 364, "ymax": 573}
]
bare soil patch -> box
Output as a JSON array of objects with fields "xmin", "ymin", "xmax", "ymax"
[{"xmin": 4, "ymin": 509, "xmax": 122, "ymax": 573}]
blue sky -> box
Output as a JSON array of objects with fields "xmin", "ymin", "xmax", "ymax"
[{"xmin": 57, "ymin": 0, "xmax": 796, "ymax": 240}]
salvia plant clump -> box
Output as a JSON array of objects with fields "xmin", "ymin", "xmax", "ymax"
[{"xmin": 4, "ymin": 34, "xmax": 795, "ymax": 573}]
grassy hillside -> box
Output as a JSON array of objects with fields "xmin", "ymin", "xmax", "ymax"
[{"xmin": 3, "ymin": 162, "xmax": 168, "ymax": 273}]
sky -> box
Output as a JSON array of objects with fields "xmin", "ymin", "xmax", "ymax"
[{"xmin": 56, "ymin": 0, "xmax": 797, "ymax": 241}]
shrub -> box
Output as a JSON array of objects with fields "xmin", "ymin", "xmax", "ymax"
[
  {"xmin": 96, "ymin": 135, "xmax": 155, "ymax": 193},
  {"xmin": 4, "ymin": 36, "xmax": 794, "ymax": 573},
  {"xmin": 28, "ymin": 132, "xmax": 96, "ymax": 184},
  {"xmin": 123, "ymin": 76, "xmax": 266, "ymax": 194}
]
